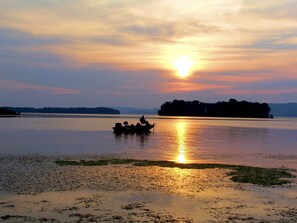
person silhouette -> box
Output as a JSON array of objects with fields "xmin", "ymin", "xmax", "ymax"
[{"xmin": 139, "ymin": 115, "xmax": 146, "ymax": 124}]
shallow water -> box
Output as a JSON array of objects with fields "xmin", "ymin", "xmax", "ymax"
[
  {"xmin": 2, "ymin": 188, "xmax": 296, "ymax": 222},
  {"xmin": 0, "ymin": 114, "xmax": 296, "ymax": 168}
]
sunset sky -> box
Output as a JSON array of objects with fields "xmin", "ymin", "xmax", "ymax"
[{"xmin": 1, "ymin": 0, "xmax": 297, "ymax": 108}]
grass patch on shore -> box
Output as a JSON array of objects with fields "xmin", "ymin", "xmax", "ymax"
[
  {"xmin": 55, "ymin": 159, "xmax": 295, "ymax": 186},
  {"xmin": 228, "ymin": 166, "xmax": 294, "ymax": 186}
]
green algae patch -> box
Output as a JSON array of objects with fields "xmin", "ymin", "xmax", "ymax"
[
  {"xmin": 228, "ymin": 166, "xmax": 295, "ymax": 186},
  {"xmin": 55, "ymin": 159, "xmax": 295, "ymax": 186},
  {"xmin": 133, "ymin": 160, "xmax": 234, "ymax": 170}
]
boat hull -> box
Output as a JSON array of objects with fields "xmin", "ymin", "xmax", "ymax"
[{"xmin": 113, "ymin": 124, "xmax": 155, "ymax": 134}]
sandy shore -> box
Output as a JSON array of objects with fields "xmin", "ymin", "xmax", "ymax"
[{"xmin": 0, "ymin": 155, "xmax": 296, "ymax": 222}]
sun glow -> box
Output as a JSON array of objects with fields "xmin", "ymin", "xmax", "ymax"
[{"xmin": 174, "ymin": 57, "xmax": 193, "ymax": 78}]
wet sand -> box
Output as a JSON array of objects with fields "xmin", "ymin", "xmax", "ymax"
[{"xmin": 0, "ymin": 155, "xmax": 296, "ymax": 222}]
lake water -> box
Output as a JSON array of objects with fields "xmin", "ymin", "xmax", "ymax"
[{"xmin": 0, "ymin": 114, "xmax": 297, "ymax": 168}]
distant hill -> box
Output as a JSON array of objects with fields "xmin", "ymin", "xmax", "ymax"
[
  {"xmin": 114, "ymin": 107, "xmax": 158, "ymax": 114},
  {"xmin": 269, "ymin": 103, "xmax": 297, "ymax": 117},
  {"xmin": 158, "ymin": 99, "xmax": 272, "ymax": 118},
  {"xmin": 0, "ymin": 107, "xmax": 20, "ymax": 116},
  {"xmin": 6, "ymin": 107, "xmax": 120, "ymax": 115}
]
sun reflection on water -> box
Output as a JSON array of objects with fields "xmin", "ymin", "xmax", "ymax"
[{"xmin": 176, "ymin": 121, "xmax": 188, "ymax": 163}]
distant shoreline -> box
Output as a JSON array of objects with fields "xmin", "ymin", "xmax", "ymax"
[
  {"xmin": 2, "ymin": 103, "xmax": 297, "ymax": 117},
  {"xmin": 4, "ymin": 107, "xmax": 120, "ymax": 115}
]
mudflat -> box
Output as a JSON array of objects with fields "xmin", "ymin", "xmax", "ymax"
[{"xmin": 0, "ymin": 155, "xmax": 296, "ymax": 222}]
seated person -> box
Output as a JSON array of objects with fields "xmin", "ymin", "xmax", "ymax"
[{"xmin": 139, "ymin": 115, "xmax": 146, "ymax": 124}]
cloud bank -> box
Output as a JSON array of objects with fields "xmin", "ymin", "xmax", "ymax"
[{"xmin": 0, "ymin": 0, "xmax": 297, "ymax": 106}]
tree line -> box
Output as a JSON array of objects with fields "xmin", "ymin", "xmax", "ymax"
[
  {"xmin": 158, "ymin": 99, "xmax": 273, "ymax": 118},
  {"xmin": 0, "ymin": 107, "xmax": 20, "ymax": 116}
]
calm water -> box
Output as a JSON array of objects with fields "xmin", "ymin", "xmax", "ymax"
[{"xmin": 1, "ymin": 114, "xmax": 297, "ymax": 168}]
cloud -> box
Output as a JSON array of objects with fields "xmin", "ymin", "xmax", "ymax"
[
  {"xmin": 276, "ymin": 36, "xmax": 297, "ymax": 45},
  {"xmin": 1, "ymin": 0, "xmax": 296, "ymax": 71},
  {"xmin": 193, "ymin": 70, "xmax": 282, "ymax": 85},
  {"xmin": 240, "ymin": 33, "xmax": 297, "ymax": 51},
  {"xmin": 215, "ymin": 78, "xmax": 297, "ymax": 98},
  {"xmin": 158, "ymin": 80, "xmax": 230, "ymax": 93},
  {"xmin": 90, "ymin": 35, "xmax": 127, "ymax": 45},
  {"xmin": 0, "ymin": 28, "xmax": 66, "ymax": 47},
  {"xmin": 0, "ymin": 80, "xmax": 80, "ymax": 95},
  {"xmin": 221, "ymin": 88, "xmax": 297, "ymax": 96},
  {"xmin": 0, "ymin": 0, "xmax": 297, "ymax": 105}
]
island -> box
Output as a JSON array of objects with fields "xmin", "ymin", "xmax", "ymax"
[
  {"xmin": 158, "ymin": 99, "xmax": 272, "ymax": 118},
  {"xmin": 5, "ymin": 107, "xmax": 120, "ymax": 115},
  {"xmin": 0, "ymin": 107, "xmax": 20, "ymax": 116}
]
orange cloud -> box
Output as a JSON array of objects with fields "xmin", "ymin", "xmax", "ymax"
[
  {"xmin": 1, "ymin": 0, "xmax": 297, "ymax": 78},
  {"xmin": 159, "ymin": 81, "xmax": 230, "ymax": 93},
  {"xmin": 199, "ymin": 71, "xmax": 280, "ymax": 84}
]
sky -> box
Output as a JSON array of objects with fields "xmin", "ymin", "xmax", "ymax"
[{"xmin": 0, "ymin": 0, "xmax": 297, "ymax": 108}]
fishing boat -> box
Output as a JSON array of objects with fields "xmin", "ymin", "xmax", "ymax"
[{"xmin": 113, "ymin": 121, "xmax": 155, "ymax": 134}]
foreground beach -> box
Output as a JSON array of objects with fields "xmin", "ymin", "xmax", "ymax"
[{"xmin": 0, "ymin": 155, "xmax": 296, "ymax": 222}]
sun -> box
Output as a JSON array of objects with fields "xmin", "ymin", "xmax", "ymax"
[{"xmin": 173, "ymin": 57, "xmax": 193, "ymax": 78}]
